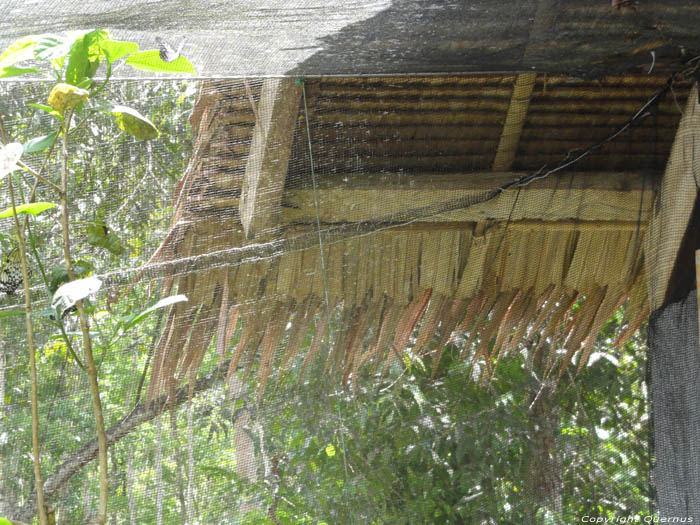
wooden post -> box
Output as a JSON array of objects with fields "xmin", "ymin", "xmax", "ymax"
[
  {"xmin": 696, "ymin": 249, "xmax": 700, "ymax": 340},
  {"xmin": 239, "ymin": 78, "xmax": 302, "ymax": 239},
  {"xmin": 645, "ymin": 84, "xmax": 700, "ymax": 310},
  {"xmin": 646, "ymin": 83, "xmax": 700, "ymax": 519}
]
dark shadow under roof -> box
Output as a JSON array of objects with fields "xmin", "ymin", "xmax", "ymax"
[{"xmin": 2, "ymin": 0, "xmax": 700, "ymax": 78}]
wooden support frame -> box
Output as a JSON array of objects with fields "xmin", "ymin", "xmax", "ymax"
[{"xmin": 239, "ymin": 77, "xmax": 302, "ymax": 239}]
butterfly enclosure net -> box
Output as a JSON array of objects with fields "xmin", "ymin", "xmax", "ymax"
[{"xmin": 1, "ymin": 7, "xmax": 700, "ymax": 524}]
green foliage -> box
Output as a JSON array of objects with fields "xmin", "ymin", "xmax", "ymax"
[
  {"xmin": 64, "ymin": 30, "xmax": 109, "ymax": 86},
  {"xmin": 100, "ymin": 40, "xmax": 139, "ymax": 65},
  {"xmin": 0, "ymin": 30, "xmax": 195, "ymax": 142},
  {"xmin": 0, "ymin": 30, "xmax": 197, "ymax": 524},
  {"xmin": 242, "ymin": 311, "xmax": 650, "ymax": 524}
]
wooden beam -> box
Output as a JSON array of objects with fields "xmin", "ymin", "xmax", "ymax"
[
  {"xmin": 276, "ymin": 171, "xmax": 653, "ymax": 224},
  {"xmin": 239, "ymin": 77, "xmax": 302, "ymax": 239},
  {"xmin": 645, "ymin": 83, "xmax": 700, "ymax": 311},
  {"xmin": 492, "ymin": 73, "xmax": 536, "ymax": 171}
]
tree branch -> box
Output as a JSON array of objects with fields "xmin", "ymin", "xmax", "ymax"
[{"xmin": 9, "ymin": 358, "xmax": 234, "ymax": 523}]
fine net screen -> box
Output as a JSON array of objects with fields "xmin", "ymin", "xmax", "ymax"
[{"xmin": 0, "ymin": 67, "xmax": 695, "ymax": 523}]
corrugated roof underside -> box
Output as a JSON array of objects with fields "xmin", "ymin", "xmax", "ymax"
[{"xmin": 286, "ymin": 74, "xmax": 689, "ymax": 184}]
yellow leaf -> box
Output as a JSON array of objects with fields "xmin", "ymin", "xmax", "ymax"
[{"xmin": 48, "ymin": 83, "xmax": 89, "ymax": 113}]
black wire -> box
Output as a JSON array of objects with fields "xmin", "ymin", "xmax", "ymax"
[{"xmin": 496, "ymin": 71, "xmax": 689, "ymax": 196}]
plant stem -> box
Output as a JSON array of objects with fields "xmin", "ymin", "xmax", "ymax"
[
  {"xmin": 59, "ymin": 110, "xmax": 109, "ymax": 523},
  {"xmin": 7, "ymin": 174, "xmax": 48, "ymax": 525}
]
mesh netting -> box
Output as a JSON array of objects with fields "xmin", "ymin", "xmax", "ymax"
[{"xmin": 0, "ymin": 70, "xmax": 695, "ymax": 523}]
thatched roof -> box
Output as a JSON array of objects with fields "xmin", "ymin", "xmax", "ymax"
[{"xmin": 141, "ymin": 74, "xmax": 692, "ymax": 399}]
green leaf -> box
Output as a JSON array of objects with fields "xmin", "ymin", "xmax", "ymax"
[
  {"xmin": 325, "ymin": 444, "xmax": 336, "ymax": 457},
  {"xmin": 40, "ymin": 31, "xmax": 91, "ymax": 77},
  {"xmin": 86, "ymin": 222, "xmax": 125, "ymax": 255},
  {"xmin": 121, "ymin": 295, "xmax": 188, "ymax": 332},
  {"xmin": 48, "ymin": 261, "xmax": 94, "ymax": 294},
  {"xmin": 34, "ymin": 34, "xmax": 70, "ymax": 61},
  {"xmin": 94, "ymin": 99, "xmax": 159, "ymax": 139},
  {"xmin": 0, "ymin": 65, "xmax": 38, "ymax": 79},
  {"xmin": 100, "ymin": 40, "xmax": 139, "ymax": 64},
  {"xmin": 114, "ymin": 107, "xmax": 159, "ymax": 140},
  {"xmin": 405, "ymin": 383, "xmax": 427, "ymax": 413},
  {"xmin": 125, "ymin": 50, "xmax": 196, "ymax": 75},
  {"xmin": 48, "ymin": 266, "xmax": 69, "ymax": 295},
  {"xmin": 0, "ymin": 308, "xmax": 24, "ymax": 319},
  {"xmin": 0, "ymin": 35, "xmax": 38, "ymax": 69},
  {"xmin": 24, "ymin": 132, "xmax": 58, "ymax": 153},
  {"xmin": 27, "ymin": 103, "xmax": 63, "ymax": 120},
  {"xmin": 65, "ymin": 29, "xmax": 108, "ymax": 86},
  {"xmin": 0, "ymin": 202, "xmax": 57, "ymax": 218},
  {"xmin": 0, "ymin": 516, "xmax": 12, "ymax": 524}
]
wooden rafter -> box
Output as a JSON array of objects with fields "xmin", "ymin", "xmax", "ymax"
[
  {"xmin": 488, "ymin": 0, "xmax": 554, "ymax": 172},
  {"xmin": 492, "ymin": 73, "xmax": 536, "ymax": 171},
  {"xmin": 239, "ymin": 77, "xmax": 302, "ymax": 239}
]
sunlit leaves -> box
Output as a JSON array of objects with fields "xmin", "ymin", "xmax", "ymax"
[
  {"xmin": 112, "ymin": 106, "xmax": 160, "ymax": 140},
  {"xmin": 34, "ymin": 32, "xmax": 84, "ymax": 66},
  {"xmin": 0, "ymin": 66, "xmax": 38, "ymax": 79},
  {"xmin": 100, "ymin": 40, "xmax": 139, "ymax": 65},
  {"xmin": 0, "ymin": 31, "xmax": 197, "ymax": 84},
  {"xmin": 125, "ymin": 50, "xmax": 196, "ymax": 75},
  {"xmin": 0, "ymin": 202, "xmax": 57, "ymax": 218},
  {"xmin": 120, "ymin": 295, "xmax": 188, "ymax": 332},
  {"xmin": 0, "ymin": 35, "xmax": 38, "ymax": 77},
  {"xmin": 65, "ymin": 29, "xmax": 108, "ymax": 86},
  {"xmin": 26, "ymin": 103, "xmax": 63, "ymax": 120}
]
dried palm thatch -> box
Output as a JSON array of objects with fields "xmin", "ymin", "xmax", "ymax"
[{"xmin": 142, "ymin": 74, "xmax": 690, "ymax": 401}]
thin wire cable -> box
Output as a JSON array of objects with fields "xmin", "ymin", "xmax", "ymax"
[
  {"xmin": 300, "ymin": 78, "xmax": 352, "ymax": 508},
  {"xmin": 300, "ymin": 81, "xmax": 332, "ymax": 334}
]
